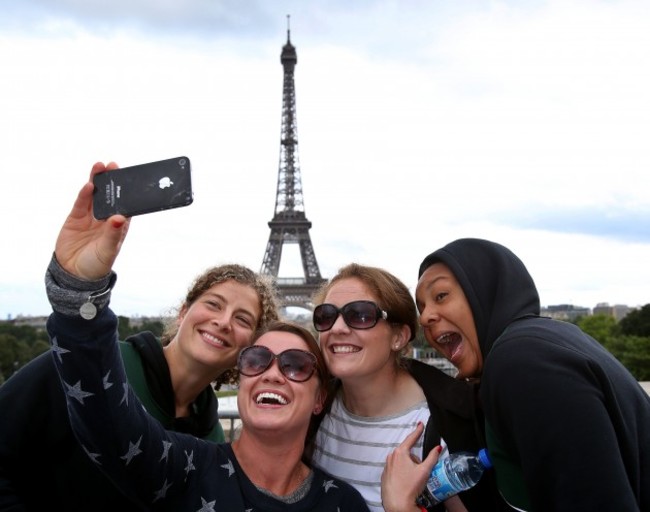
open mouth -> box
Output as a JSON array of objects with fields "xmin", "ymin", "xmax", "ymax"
[
  {"xmin": 254, "ymin": 391, "xmax": 288, "ymax": 405},
  {"xmin": 435, "ymin": 332, "xmax": 463, "ymax": 362}
]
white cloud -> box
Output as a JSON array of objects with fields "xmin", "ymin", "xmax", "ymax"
[{"xmin": 1, "ymin": 0, "xmax": 649, "ymax": 319}]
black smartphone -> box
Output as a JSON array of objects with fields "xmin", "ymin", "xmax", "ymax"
[{"xmin": 92, "ymin": 156, "xmax": 193, "ymax": 220}]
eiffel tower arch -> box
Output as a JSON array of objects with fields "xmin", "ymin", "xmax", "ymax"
[{"xmin": 260, "ymin": 18, "xmax": 326, "ymax": 310}]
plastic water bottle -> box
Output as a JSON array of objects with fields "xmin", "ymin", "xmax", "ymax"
[{"xmin": 417, "ymin": 449, "xmax": 492, "ymax": 507}]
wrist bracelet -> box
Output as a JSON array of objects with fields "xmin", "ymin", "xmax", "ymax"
[{"xmin": 80, "ymin": 286, "xmax": 112, "ymax": 320}]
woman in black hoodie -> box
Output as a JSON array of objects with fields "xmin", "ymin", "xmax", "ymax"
[{"xmin": 385, "ymin": 238, "xmax": 650, "ymax": 511}]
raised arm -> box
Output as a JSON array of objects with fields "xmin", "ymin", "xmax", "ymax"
[
  {"xmin": 54, "ymin": 161, "xmax": 129, "ymax": 281},
  {"xmin": 45, "ymin": 163, "xmax": 213, "ymax": 508}
]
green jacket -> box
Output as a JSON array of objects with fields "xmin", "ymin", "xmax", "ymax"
[{"xmin": 120, "ymin": 331, "xmax": 225, "ymax": 443}]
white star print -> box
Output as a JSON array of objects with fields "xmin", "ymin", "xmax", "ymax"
[
  {"xmin": 221, "ymin": 459, "xmax": 235, "ymax": 477},
  {"xmin": 64, "ymin": 380, "xmax": 94, "ymax": 404},
  {"xmin": 102, "ymin": 370, "xmax": 113, "ymax": 390},
  {"xmin": 50, "ymin": 336, "xmax": 70, "ymax": 363},
  {"xmin": 323, "ymin": 479, "xmax": 338, "ymax": 493},
  {"xmin": 82, "ymin": 444, "xmax": 101, "ymax": 465},
  {"xmin": 119, "ymin": 382, "xmax": 129, "ymax": 407},
  {"xmin": 196, "ymin": 497, "xmax": 216, "ymax": 512},
  {"xmin": 160, "ymin": 440, "xmax": 172, "ymax": 462},
  {"xmin": 120, "ymin": 435, "xmax": 143, "ymax": 465},
  {"xmin": 153, "ymin": 478, "xmax": 172, "ymax": 502},
  {"xmin": 184, "ymin": 450, "xmax": 196, "ymax": 476}
]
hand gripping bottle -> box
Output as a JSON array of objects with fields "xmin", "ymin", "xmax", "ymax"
[{"xmin": 416, "ymin": 449, "xmax": 492, "ymax": 508}]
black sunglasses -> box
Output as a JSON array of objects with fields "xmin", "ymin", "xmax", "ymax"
[
  {"xmin": 313, "ymin": 300, "xmax": 388, "ymax": 332},
  {"xmin": 238, "ymin": 345, "xmax": 318, "ymax": 383}
]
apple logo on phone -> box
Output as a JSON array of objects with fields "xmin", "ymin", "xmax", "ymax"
[{"xmin": 158, "ymin": 177, "xmax": 174, "ymax": 189}]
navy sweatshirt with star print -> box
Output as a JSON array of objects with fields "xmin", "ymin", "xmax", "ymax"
[{"xmin": 46, "ymin": 303, "xmax": 368, "ymax": 512}]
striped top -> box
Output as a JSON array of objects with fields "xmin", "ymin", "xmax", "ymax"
[{"xmin": 312, "ymin": 392, "xmax": 447, "ymax": 511}]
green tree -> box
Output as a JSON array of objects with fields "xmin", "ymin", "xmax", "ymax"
[
  {"xmin": 0, "ymin": 323, "xmax": 49, "ymax": 346},
  {"xmin": 0, "ymin": 323, "xmax": 50, "ymax": 380},
  {"xmin": 117, "ymin": 316, "xmax": 164, "ymax": 339},
  {"xmin": 577, "ymin": 314, "xmax": 620, "ymax": 349},
  {"xmin": 30, "ymin": 339, "xmax": 50, "ymax": 359},
  {"xmin": 620, "ymin": 304, "xmax": 650, "ymax": 337},
  {"xmin": 117, "ymin": 316, "xmax": 133, "ymax": 338},
  {"xmin": 607, "ymin": 335, "xmax": 650, "ymax": 381},
  {"xmin": 0, "ymin": 317, "xmax": 168, "ymax": 380},
  {"xmin": 576, "ymin": 313, "xmax": 650, "ymax": 380},
  {"xmin": 138, "ymin": 319, "xmax": 165, "ymax": 338},
  {"xmin": 0, "ymin": 334, "xmax": 32, "ymax": 382}
]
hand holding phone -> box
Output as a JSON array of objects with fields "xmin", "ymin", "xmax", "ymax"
[{"xmin": 92, "ymin": 156, "xmax": 193, "ymax": 220}]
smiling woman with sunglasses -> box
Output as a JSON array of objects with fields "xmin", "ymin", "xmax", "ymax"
[
  {"xmin": 309, "ymin": 263, "xmax": 500, "ymax": 512},
  {"xmin": 41, "ymin": 165, "xmax": 369, "ymax": 511},
  {"xmin": 228, "ymin": 321, "xmax": 367, "ymax": 510}
]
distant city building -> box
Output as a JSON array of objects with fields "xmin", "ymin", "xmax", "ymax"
[
  {"xmin": 539, "ymin": 303, "xmax": 634, "ymax": 322},
  {"xmin": 593, "ymin": 302, "xmax": 634, "ymax": 321},
  {"xmin": 0, "ymin": 315, "xmax": 169, "ymax": 331},
  {"xmin": 2, "ymin": 315, "xmax": 48, "ymax": 329},
  {"xmin": 541, "ymin": 304, "xmax": 591, "ymax": 322},
  {"xmin": 126, "ymin": 316, "xmax": 168, "ymax": 327}
]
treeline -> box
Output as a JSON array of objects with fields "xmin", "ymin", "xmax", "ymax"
[
  {"xmin": 576, "ymin": 304, "xmax": 650, "ymax": 380},
  {"xmin": 0, "ymin": 316, "xmax": 164, "ymax": 384},
  {"xmin": 2, "ymin": 306, "xmax": 650, "ymax": 384}
]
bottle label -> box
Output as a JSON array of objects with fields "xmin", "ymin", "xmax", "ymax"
[{"xmin": 426, "ymin": 467, "xmax": 457, "ymax": 502}]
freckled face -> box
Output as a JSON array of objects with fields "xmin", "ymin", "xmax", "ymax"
[
  {"xmin": 416, "ymin": 263, "xmax": 482, "ymax": 379},
  {"xmin": 174, "ymin": 280, "xmax": 261, "ymax": 374}
]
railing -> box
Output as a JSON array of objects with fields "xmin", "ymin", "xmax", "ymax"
[{"xmin": 219, "ymin": 410, "xmax": 241, "ymax": 442}]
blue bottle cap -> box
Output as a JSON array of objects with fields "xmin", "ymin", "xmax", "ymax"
[{"xmin": 478, "ymin": 449, "xmax": 492, "ymax": 469}]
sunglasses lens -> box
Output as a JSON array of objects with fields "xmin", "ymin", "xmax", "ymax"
[
  {"xmin": 238, "ymin": 346, "xmax": 272, "ymax": 376},
  {"xmin": 313, "ymin": 301, "xmax": 385, "ymax": 331},
  {"xmin": 313, "ymin": 304, "xmax": 338, "ymax": 332},
  {"xmin": 238, "ymin": 346, "xmax": 317, "ymax": 383},
  {"xmin": 343, "ymin": 301, "xmax": 379, "ymax": 329},
  {"xmin": 280, "ymin": 349, "xmax": 317, "ymax": 382}
]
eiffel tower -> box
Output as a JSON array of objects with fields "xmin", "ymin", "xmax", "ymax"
[{"xmin": 260, "ymin": 17, "xmax": 326, "ymax": 310}]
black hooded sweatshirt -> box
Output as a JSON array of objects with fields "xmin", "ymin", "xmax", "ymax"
[
  {"xmin": 0, "ymin": 332, "xmax": 221, "ymax": 512},
  {"xmin": 419, "ymin": 238, "xmax": 650, "ymax": 511}
]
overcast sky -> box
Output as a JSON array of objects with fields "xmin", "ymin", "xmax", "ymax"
[{"xmin": 1, "ymin": 0, "xmax": 648, "ymax": 319}]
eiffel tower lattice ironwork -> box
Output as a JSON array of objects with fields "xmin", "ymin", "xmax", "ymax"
[{"xmin": 260, "ymin": 19, "xmax": 325, "ymax": 310}]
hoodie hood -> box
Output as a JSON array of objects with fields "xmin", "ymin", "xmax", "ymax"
[{"xmin": 418, "ymin": 238, "xmax": 540, "ymax": 357}]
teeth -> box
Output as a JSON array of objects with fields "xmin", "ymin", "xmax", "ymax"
[
  {"xmin": 436, "ymin": 333, "xmax": 454, "ymax": 344},
  {"xmin": 332, "ymin": 345, "xmax": 360, "ymax": 353},
  {"xmin": 255, "ymin": 392, "xmax": 288, "ymax": 405},
  {"xmin": 203, "ymin": 332, "xmax": 225, "ymax": 346}
]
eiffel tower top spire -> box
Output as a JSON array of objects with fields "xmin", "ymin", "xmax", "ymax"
[
  {"xmin": 285, "ymin": 14, "xmax": 293, "ymax": 47},
  {"xmin": 273, "ymin": 15, "xmax": 300, "ymax": 217},
  {"xmin": 260, "ymin": 18, "xmax": 325, "ymax": 310}
]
